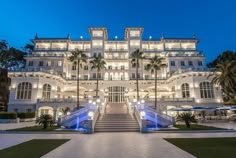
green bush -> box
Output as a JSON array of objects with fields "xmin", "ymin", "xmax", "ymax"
[
  {"xmin": 0, "ymin": 112, "xmax": 17, "ymax": 119},
  {"xmin": 17, "ymin": 112, "xmax": 35, "ymax": 119}
]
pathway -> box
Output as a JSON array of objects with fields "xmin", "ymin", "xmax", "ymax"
[{"xmin": 1, "ymin": 132, "xmax": 236, "ymax": 158}]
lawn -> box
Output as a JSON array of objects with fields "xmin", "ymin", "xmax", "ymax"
[
  {"xmin": 165, "ymin": 137, "xmax": 236, "ymax": 158},
  {"xmin": 0, "ymin": 139, "xmax": 70, "ymax": 158},
  {"xmin": 173, "ymin": 124, "xmax": 226, "ymax": 130},
  {"xmin": 7, "ymin": 126, "xmax": 59, "ymax": 131}
]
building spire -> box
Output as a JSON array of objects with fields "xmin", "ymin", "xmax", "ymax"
[
  {"xmin": 67, "ymin": 33, "xmax": 70, "ymax": 39},
  {"xmin": 192, "ymin": 33, "xmax": 196, "ymax": 38},
  {"xmin": 35, "ymin": 33, "xmax": 38, "ymax": 39}
]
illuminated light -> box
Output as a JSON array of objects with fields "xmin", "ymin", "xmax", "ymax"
[
  {"xmin": 133, "ymin": 98, "xmax": 137, "ymax": 102},
  {"xmin": 196, "ymin": 99, "xmax": 200, "ymax": 103},
  {"xmin": 152, "ymin": 75, "xmax": 154, "ymax": 78},
  {"xmin": 217, "ymin": 99, "xmax": 222, "ymax": 103},
  {"xmin": 80, "ymin": 36, "xmax": 83, "ymax": 39},
  {"xmin": 163, "ymin": 111, "xmax": 166, "ymax": 114},
  {"xmin": 128, "ymin": 102, "xmax": 131, "ymax": 105},
  {"xmin": 100, "ymin": 89, "xmax": 104, "ymax": 92},
  {"xmin": 58, "ymin": 112, "xmax": 63, "ymax": 116},
  {"xmin": 12, "ymin": 84, "xmax": 16, "ymax": 88},
  {"xmin": 140, "ymin": 111, "xmax": 146, "ymax": 119},
  {"xmin": 149, "ymin": 36, "xmax": 152, "ymax": 39},
  {"xmin": 97, "ymin": 99, "xmax": 100, "ymax": 103},
  {"xmin": 115, "ymin": 36, "xmax": 118, "ymax": 39},
  {"xmin": 33, "ymin": 84, "xmax": 37, "ymax": 88},
  {"xmin": 92, "ymin": 102, "xmax": 96, "ymax": 105},
  {"xmin": 89, "ymin": 89, "xmax": 93, "ymax": 92},
  {"xmin": 101, "ymin": 103, "xmax": 105, "ymax": 106},
  {"xmin": 137, "ymin": 101, "xmax": 141, "ymax": 104},
  {"xmin": 66, "ymin": 112, "xmax": 71, "ymax": 115},
  {"xmin": 88, "ymin": 100, "xmax": 92, "ymax": 103},
  {"xmin": 88, "ymin": 95, "xmax": 91, "ymax": 98},
  {"xmin": 38, "ymin": 85, "xmax": 42, "ymax": 88},
  {"xmin": 88, "ymin": 111, "xmax": 94, "ymax": 119},
  {"xmin": 170, "ymin": 112, "xmax": 174, "ymax": 115},
  {"xmin": 195, "ymin": 83, "xmax": 199, "ymax": 88},
  {"xmin": 141, "ymin": 100, "xmax": 145, "ymax": 103},
  {"xmin": 55, "ymin": 95, "xmax": 58, "ymax": 98}
]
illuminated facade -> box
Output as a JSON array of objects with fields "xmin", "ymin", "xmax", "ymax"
[{"xmin": 7, "ymin": 27, "xmax": 223, "ymax": 119}]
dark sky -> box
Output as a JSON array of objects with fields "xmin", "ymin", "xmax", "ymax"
[{"xmin": 0, "ymin": 0, "xmax": 236, "ymax": 63}]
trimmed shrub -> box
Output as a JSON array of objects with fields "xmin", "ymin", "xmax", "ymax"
[
  {"xmin": 17, "ymin": 112, "xmax": 36, "ymax": 119},
  {"xmin": 0, "ymin": 112, "xmax": 17, "ymax": 119}
]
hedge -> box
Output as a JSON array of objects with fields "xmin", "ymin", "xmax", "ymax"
[
  {"xmin": 0, "ymin": 112, "xmax": 17, "ymax": 119},
  {"xmin": 17, "ymin": 112, "xmax": 36, "ymax": 119}
]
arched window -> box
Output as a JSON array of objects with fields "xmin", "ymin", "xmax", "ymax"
[
  {"xmin": 17, "ymin": 82, "xmax": 32, "ymax": 99},
  {"xmin": 42, "ymin": 84, "xmax": 51, "ymax": 99},
  {"xmin": 200, "ymin": 82, "xmax": 214, "ymax": 98},
  {"xmin": 181, "ymin": 83, "xmax": 190, "ymax": 98}
]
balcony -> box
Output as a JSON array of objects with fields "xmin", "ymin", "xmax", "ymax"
[{"xmin": 144, "ymin": 98, "xmax": 195, "ymax": 106}]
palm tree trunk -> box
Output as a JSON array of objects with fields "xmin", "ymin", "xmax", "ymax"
[
  {"xmin": 136, "ymin": 59, "xmax": 139, "ymax": 101},
  {"xmin": 96, "ymin": 70, "xmax": 99, "ymax": 100},
  {"xmin": 77, "ymin": 61, "xmax": 80, "ymax": 109},
  {"xmin": 155, "ymin": 69, "xmax": 157, "ymax": 109}
]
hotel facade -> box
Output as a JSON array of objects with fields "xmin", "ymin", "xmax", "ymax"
[{"xmin": 7, "ymin": 27, "xmax": 223, "ymax": 119}]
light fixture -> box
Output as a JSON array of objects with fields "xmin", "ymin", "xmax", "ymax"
[
  {"xmin": 66, "ymin": 112, "xmax": 71, "ymax": 115},
  {"xmin": 88, "ymin": 100, "xmax": 92, "ymax": 103},
  {"xmin": 97, "ymin": 99, "xmax": 100, "ymax": 103},
  {"xmin": 80, "ymin": 36, "xmax": 83, "ymax": 39},
  {"xmin": 141, "ymin": 100, "xmax": 145, "ymax": 103},
  {"xmin": 115, "ymin": 36, "xmax": 118, "ymax": 39},
  {"xmin": 58, "ymin": 112, "xmax": 63, "ymax": 116},
  {"xmin": 140, "ymin": 111, "xmax": 146, "ymax": 119},
  {"xmin": 149, "ymin": 36, "xmax": 152, "ymax": 39},
  {"xmin": 92, "ymin": 102, "xmax": 96, "ymax": 105},
  {"xmin": 88, "ymin": 111, "xmax": 94, "ymax": 119}
]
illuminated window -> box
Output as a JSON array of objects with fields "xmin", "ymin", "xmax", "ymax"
[
  {"xmin": 58, "ymin": 61, "xmax": 62, "ymax": 66},
  {"xmin": 42, "ymin": 84, "xmax": 51, "ymax": 99},
  {"xmin": 181, "ymin": 83, "xmax": 190, "ymax": 98},
  {"xmin": 16, "ymin": 82, "xmax": 32, "ymax": 100},
  {"xmin": 200, "ymin": 82, "xmax": 214, "ymax": 98}
]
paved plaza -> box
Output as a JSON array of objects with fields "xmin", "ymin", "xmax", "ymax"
[{"xmin": 1, "ymin": 132, "xmax": 236, "ymax": 158}]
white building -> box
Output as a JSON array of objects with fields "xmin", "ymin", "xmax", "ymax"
[{"xmin": 7, "ymin": 27, "xmax": 223, "ymax": 119}]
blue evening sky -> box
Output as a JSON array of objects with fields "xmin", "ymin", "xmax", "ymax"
[{"xmin": 0, "ymin": 0, "xmax": 236, "ymax": 63}]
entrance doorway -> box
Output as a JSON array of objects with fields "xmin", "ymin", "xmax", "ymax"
[{"xmin": 107, "ymin": 86, "xmax": 126, "ymax": 103}]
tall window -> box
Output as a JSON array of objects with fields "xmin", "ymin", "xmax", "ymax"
[
  {"xmin": 170, "ymin": 61, "xmax": 175, "ymax": 66},
  {"xmin": 17, "ymin": 82, "xmax": 32, "ymax": 99},
  {"xmin": 42, "ymin": 84, "xmax": 51, "ymax": 99},
  {"xmin": 72, "ymin": 65, "xmax": 76, "ymax": 70},
  {"xmin": 200, "ymin": 82, "xmax": 214, "ymax": 98},
  {"xmin": 181, "ymin": 83, "xmax": 190, "ymax": 98}
]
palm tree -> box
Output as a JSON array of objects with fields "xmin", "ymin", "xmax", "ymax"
[
  {"xmin": 176, "ymin": 112, "xmax": 197, "ymax": 128},
  {"xmin": 146, "ymin": 55, "xmax": 165, "ymax": 109},
  {"xmin": 131, "ymin": 49, "xmax": 145, "ymax": 101},
  {"xmin": 68, "ymin": 49, "xmax": 88, "ymax": 109},
  {"xmin": 90, "ymin": 55, "xmax": 106, "ymax": 101},
  {"xmin": 36, "ymin": 114, "xmax": 53, "ymax": 129},
  {"xmin": 210, "ymin": 60, "xmax": 236, "ymax": 100}
]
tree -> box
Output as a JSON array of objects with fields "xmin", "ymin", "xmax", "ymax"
[
  {"xmin": 207, "ymin": 51, "xmax": 236, "ymax": 68},
  {"xmin": 210, "ymin": 60, "xmax": 236, "ymax": 100},
  {"xmin": 68, "ymin": 49, "xmax": 88, "ymax": 109},
  {"xmin": 0, "ymin": 41, "xmax": 25, "ymax": 111},
  {"xmin": 90, "ymin": 55, "xmax": 106, "ymax": 101},
  {"xmin": 36, "ymin": 114, "xmax": 53, "ymax": 129},
  {"xmin": 131, "ymin": 49, "xmax": 145, "ymax": 101},
  {"xmin": 23, "ymin": 43, "xmax": 34, "ymax": 55},
  {"xmin": 146, "ymin": 55, "xmax": 165, "ymax": 109},
  {"xmin": 176, "ymin": 112, "xmax": 197, "ymax": 128}
]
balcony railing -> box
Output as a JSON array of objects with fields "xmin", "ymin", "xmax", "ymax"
[
  {"xmin": 144, "ymin": 98, "xmax": 195, "ymax": 102},
  {"xmin": 37, "ymin": 98, "xmax": 88, "ymax": 103}
]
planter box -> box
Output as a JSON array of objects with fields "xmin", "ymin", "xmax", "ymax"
[
  {"xmin": 20, "ymin": 118, "xmax": 36, "ymax": 122},
  {"xmin": 0, "ymin": 118, "xmax": 19, "ymax": 123}
]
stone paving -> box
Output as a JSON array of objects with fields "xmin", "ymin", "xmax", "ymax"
[{"xmin": 1, "ymin": 132, "xmax": 236, "ymax": 158}]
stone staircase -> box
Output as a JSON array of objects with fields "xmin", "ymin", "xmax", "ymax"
[{"xmin": 94, "ymin": 113, "xmax": 140, "ymax": 132}]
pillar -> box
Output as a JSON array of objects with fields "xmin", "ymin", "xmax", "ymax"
[{"xmin": 53, "ymin": 109, "xmax": 57, "ymax": 122}]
